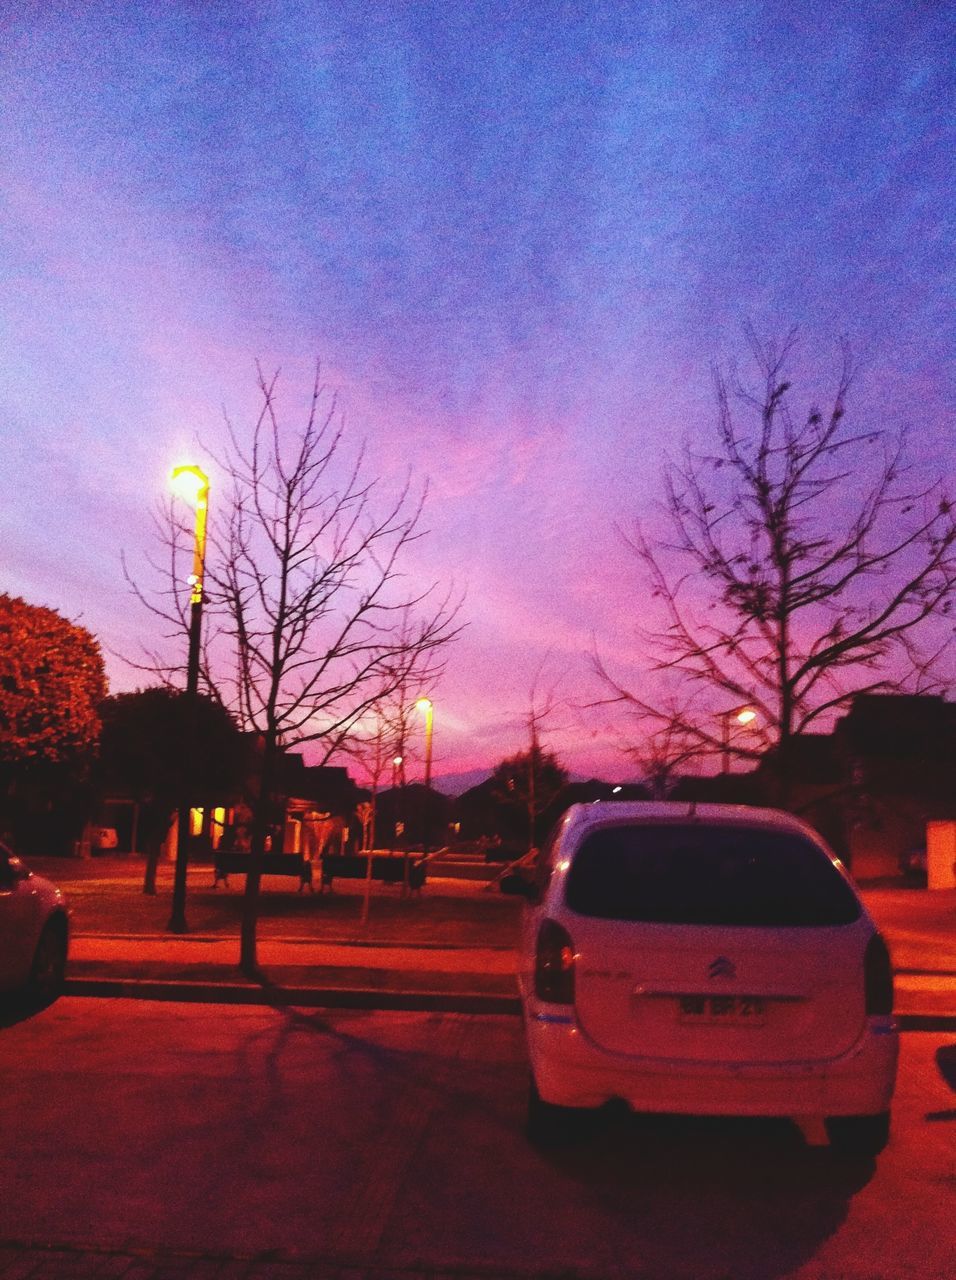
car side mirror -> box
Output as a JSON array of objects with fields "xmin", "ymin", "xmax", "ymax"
[{"xmin": 499, "ymin": 869, "xmax": 538, "ymax": 900}]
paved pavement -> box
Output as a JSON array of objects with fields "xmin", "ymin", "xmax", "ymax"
[
  {"xmin": 3, "ymin": 1002, "xmax": 955, "ymax": 1280},
  {"xmin": 6, "ymin": 857, "xmax": 956, "ymax": 1278},
  {"xmin": 28, "ymin": 857, "xmax": 956, "ymax": 1024}
]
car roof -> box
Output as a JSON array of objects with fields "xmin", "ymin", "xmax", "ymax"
[{"xmin": 559, "ymin": 801, "xmax": 823, "ymax": 843}]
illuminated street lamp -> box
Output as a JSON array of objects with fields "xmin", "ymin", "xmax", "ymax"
[
  {"xmin": 416, "ymin": 698, "xmax": 434, "ymax": 853},
  {"xmin": 168, "ymin": 463, "xmax": 209, "ymax": 934},
  {"xmin": 721, "ymin": 705, "xmax": 757, "ymax": 774},
  {"xmin": 389, "ymin": 755, "xmax": 403, "ymax": 855}
]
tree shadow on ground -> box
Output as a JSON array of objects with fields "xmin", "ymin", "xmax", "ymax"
[
  {"xmin": 935, "ymin": 1041, "xmax": 956, "ymax": 1089},
  {"xmin": 245, "ymin": 999, "xmax": 877, "ymax": 1280},
  {"xmin": 928, "ymin": 1042, "xmax": 956, "ymax": 1121}
]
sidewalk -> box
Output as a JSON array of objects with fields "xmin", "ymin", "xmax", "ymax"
[
  {"xmin": 48, "ymin": 856, "xmax": 523, "ymax": 1011},
  {"xmin": 67, "ymin": 932, "xmax": 521, "ymax": 1013},
  {"xmin": 858, "ymin": 884, "xmax": 956, "ymax": 1024},
  {"xmin": 32, "ymin": 857, "xmax": 956, "ymax": 1024}
]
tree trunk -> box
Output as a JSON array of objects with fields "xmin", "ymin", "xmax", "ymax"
[
  {"xmin": 142, "ymin": 844, "xmax": 159, "ymax": 895},
  {"xmin": 776, "ymin": 592, "xmax": 793, "ymax": 809},
  {"xmin": 240, "ymin": 733, "xmax": 277, "ymax": 976},
  {"xmin": 142, "ymin": 809, "xmax": 169, "ymax": 895}
]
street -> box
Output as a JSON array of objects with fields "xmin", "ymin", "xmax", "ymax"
[{"xmin": 1, "ymin": 998, "xmax": 954, "ymax": 1280}]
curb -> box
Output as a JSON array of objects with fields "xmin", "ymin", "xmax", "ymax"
[
  {"xmin": 71, "ymin": 931, "xmax": 514, "ymax": 952},
  {"xmin": 63, "ymin": 976, "xmax": 521, "ymax": 1015},
  {"xmin": 61, "ymin": 976, "xmax": 956, "ymax": 1027},
  {"xmin": 894, "ymin": 1013, "xmax": 956, "ymax": 1032}
]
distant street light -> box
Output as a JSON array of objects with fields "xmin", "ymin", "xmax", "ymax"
[
  {"xmin": 389, "ymin": 755, "xmax": 403, "ymax": 855},
  {"xmin": 416, "ymin": 698, "xmax": 434, "ymax": 853},
  {"xmin": 168, "ymin": 463, "xmax": 209, "ymax": 934},
  {"xmin": 721, "ymin": 705, "xmax": 757, "ymax": 775}
]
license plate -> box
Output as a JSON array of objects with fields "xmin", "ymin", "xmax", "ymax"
[{"xmin": 677, "ymin": 995, "xmax": 766, "ymax": 1026}]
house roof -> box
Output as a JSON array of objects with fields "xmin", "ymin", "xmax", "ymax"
[
  {"xmin": 760, "ymin": 733, "xmax": 842, "ymax": 785},
  {"xmin": 275, "ymin": 753, "xmax": 362, "ymax": 811},
  {"xmin": 835, "ymin": 693, "xmax": 956, "ymax": 758}
]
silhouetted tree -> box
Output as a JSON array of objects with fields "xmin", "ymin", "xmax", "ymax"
[
  {"xmin": 489, "ymin": 667, "xmax": 568, "ymax": 851},
  {"xmin": 491, "ymin": 747, "xmax": 569, "ymax": 851},
  {"xmin": 595, "ymin": 329, "xmax": 956, "ymax": 801},
  {"xmin": 611, "ymin": 706, "xmax": 705, "ymax": 799},
  {"xmin": 98, "ymin": 687, "xmax": 246, "ymax": 893}
]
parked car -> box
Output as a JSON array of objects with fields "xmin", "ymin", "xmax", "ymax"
[
  {"xmin": 503, "ymin": 802, "xmax": 898, "ymax": 1156},
  {"xmin": 0, "ymin": 842, "xmax": 69, "ymax": 1006}
]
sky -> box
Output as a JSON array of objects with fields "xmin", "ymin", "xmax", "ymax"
[{"xmin": 2, "ymin": 1, "xmax": 954, "ymax": 790}]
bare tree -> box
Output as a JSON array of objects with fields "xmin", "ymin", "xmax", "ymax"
[
  {"xmin": 617, "ymin": 711, "xmax": 704, "ymax": 800},
  {"xmin": 130, "ymin": 363, "xmax": 461, "ymax": 971},
  {"xmin": 595, "ymin": 329, "xmax": 956, "ymax": 800},
  {"xmin": 492, "ymin": 668, "xmax": 567, "ymax": 852},
  {"xmin": 338, "ymin": 623, "xmax": 446, "ymax": 920},
  {"xmin": 341, "ymin": 708, "xmax": 393, "ymax": 852}
]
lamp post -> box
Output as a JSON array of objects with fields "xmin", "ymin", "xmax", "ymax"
[
  {"xmin": 416, "ymin": 698, "xmax": 434, "ymax": 853},
  {"xmin": 721, "ymin": 705, "xmax": 757, "ymax": 774},
  {"xmin": 168, "ymin": 463, "xmax": 209, "ymax": 934},
  {"xmin": 390, "ymin": 755, "xmax": 403, "ymax": 855}
]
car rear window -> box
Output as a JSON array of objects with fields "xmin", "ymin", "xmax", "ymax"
[{"xmin": 564, "ymin": 823, "xmax": 861, "ymax": 926}]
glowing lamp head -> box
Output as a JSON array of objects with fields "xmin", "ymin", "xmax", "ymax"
[
  {"xmin": 416, "ymin": 697, "xmax": 433, "ymax": 713},
  {"xmin": 170, "ymin": 464, "xmax": 209, "ymax": 507},
  {"xmin": 736, "ymin": 707, "xmax": 757, "ymax": 726},
  {"xmin": 393, "ymin": 755, "xmax": 403, "ymax": 767}
]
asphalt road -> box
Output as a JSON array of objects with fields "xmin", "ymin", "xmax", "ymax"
[{"xmin": 1, "ymin": 998, "xmax": 954, "ymax": 1280}]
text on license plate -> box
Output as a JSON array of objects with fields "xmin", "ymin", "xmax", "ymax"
[{"xmin": 678, "ymin": 995, "xmax": 766, "ymax": 1025}]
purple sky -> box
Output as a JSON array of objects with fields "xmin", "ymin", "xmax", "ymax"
[{"xmin": 2, "ymin": 3, "xmax": 954, "ymax": 788}]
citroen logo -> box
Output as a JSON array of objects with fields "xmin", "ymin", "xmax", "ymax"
[{"xmin": 708, "ymin": 956, "xmax": 736, "ymax": 980}]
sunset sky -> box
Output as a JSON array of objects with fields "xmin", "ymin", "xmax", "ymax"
[{"xmin": 2, "ymin": 3, "xmax": 954, "ymax": 789}]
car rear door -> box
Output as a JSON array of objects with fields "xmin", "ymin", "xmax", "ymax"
[
  {"xmin": 570, "ymin": 916, "xmax": 869, "ymax": 1064},
  {"xmin": 561, "ymin": 820, "xmax": 870, "ymax": 1066}
]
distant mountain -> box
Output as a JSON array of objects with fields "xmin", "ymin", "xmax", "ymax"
[
  {"xmin": 431, "ymin": 767, "xmax": 492, "ymax": 797},
  {"xmin": 432, "ymin": 768, "xmax": 632, "ymax": 797}
]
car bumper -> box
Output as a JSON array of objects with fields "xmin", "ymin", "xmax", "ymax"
[{"xmin": 526, "ymin": 1006, "xmax": 899, "ymax": 1117}]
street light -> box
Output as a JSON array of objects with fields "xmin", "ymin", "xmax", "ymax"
[
  {"xmin": 389, "ymin": 755, "xmax": 403, "ymax": 855},
  {"xmin": 416, "ymin": 698, "xmax": 434, "ymax": 853},
  {"xmin": 168, "ymin": 463, "xmax": 209, "ymax": 934},
  {"xmin": 721, "ymin": 705, "xmax": 757, "ymax": 774}
]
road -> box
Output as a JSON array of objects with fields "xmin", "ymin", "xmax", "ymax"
[{"xmin": 1, "ymin": 998, "xmax": 954, "ymax": 1280}]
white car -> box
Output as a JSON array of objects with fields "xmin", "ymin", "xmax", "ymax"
[
  {"xmin": 505, "ymin": 802, "xmax": 898, "ymax": 1156},
  {"xmin": 0, "ymin": 842, "xmax": 69, "ymax": 1006}
]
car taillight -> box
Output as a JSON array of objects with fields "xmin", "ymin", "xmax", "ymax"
[
  {"xmin": 864, "ymin": 932, "xmax": 893, "ymax": 1016},
  {"xmin": 535, "ymin": 919, "xmax": 575, "ymax": 1004}
]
